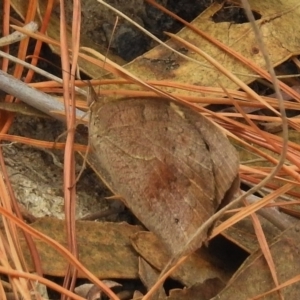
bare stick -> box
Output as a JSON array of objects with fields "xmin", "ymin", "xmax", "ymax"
[
  {"xmin": 0, "ymin": 21, "xmax": 38, "ymax": 47},
  {"xmin": 0, "ymin": 50, "xmax": 87, "ymax": 97},
  {"xmin": 0, "ymin": 70, "xmax": 87, "ymax": 123},
  {"xmin": 245, "ymin": 194, "xmax": 292, "ymax": 231}
]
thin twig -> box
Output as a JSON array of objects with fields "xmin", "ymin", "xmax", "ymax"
[
  {"xmin": 0, "ymin": 21, "xmax": 38, "ymax": 47},
  {"xmin": 0, "ymin": 70, "xmax": 87, "ymax": 123},
  {"xmin": 0, "ymin": 50, "xmax": 87, "ymax": 96}
]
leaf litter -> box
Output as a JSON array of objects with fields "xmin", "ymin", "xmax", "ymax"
[{"xmin": 1, "ymin": 0, "xmax": 300, "ymax": 299}]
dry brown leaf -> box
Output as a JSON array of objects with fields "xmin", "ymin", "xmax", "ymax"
[
  {"xmin": 132, "ymin": 280, "xmax": 225, "ymax": 300},
  {"xmin": 131, "ymin": 231, "xmax": 231, "ymax": 287},
  {"xmin": 112, "ymin": 0, "xmax": 300, "ymax": 94},
  {"xmin": 133, "ymin": 290, "xmax": 144, "ymax": 299},
  {"xmin": 11, "ymin": 0, "xmax": 300, "ymax": 86},
  {"xmin": 167, "ymin": 279, "xmax": 225, "ymax": 300},
  {"xmin": 18, "ymin": 217, "xmax": 141, "ymax": 278},
  {"xmin": 218, "ymin": 214, "xmax": 283, "ymax": 254},
  {"xmin": 212, "ymin": 222, "xmax": 300, "ymax": 299},
  {"xmin": 138, "ymin": 257, "xmax": 166, "ymax": 300},
  {"xmin": 89, "ymin": 98, "xmax": 239, "ymax": 256},
  {"xmin": 75, "ymin": 280, "xmax": 121, "ymax": 300}
]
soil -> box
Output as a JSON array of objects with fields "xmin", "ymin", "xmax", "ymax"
[{"xmin": 55, "ymin": 0, "xmax": 212, "ymax": 61}]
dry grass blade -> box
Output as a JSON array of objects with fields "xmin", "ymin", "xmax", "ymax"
[
  {"xmin": 0, "ymin": 133, "xmax": 87, "ymax": 152},
  {"xmin": 169, "ymin": 60, "xmax": 286, "ymax": 261},
  {"xmin": 147, "ymin": 0, "xmax": 300, "ymax": 102},
  {"xmin": 141, "ymin": 1, "xmax": 290, "ymax": 299},
  {"xmin": 25, "ymin": 0, "xmax": 57, "ymax": 83},
  {"xmin": 0, "ymin": 70, "xmax": 86, "ymax": 122},
  {"xmin": 0, "ymin": 49, "xmax": 85, "ymax": 94},
  {"xmin": 0, "ymin": 205, "xmax": 120, "ymax": 299},
  {"xmin": 1, "ymin": 0, "xmax": 300, "ymax": 299},
  {"xmin": 2, "ymin": 0, "xmax": 11, "ymax": 72},
  {"xmin": 0, "ymin": 1, "xmax": 46, "ymax": 297},
  {"xmin": 210, "ymin": 152, "xmax": 293, "ymax": 233},
  {"xmin": 0, "ymin": 21, "xmax": 38, "ymax": 47},
  {"xmin": 0, "ymin": 267, "xmax": 85, "ymax": 300},
  {"xmin": 165, "ymin": 32, "xmax": 279, "ymax": 114},
  {"xmin": 0, "ymin": 1, "xmax": 118, "ymax": 299},
  {"xmin": 79, "ymin": 48, "xmax": 183, "ymax": 103},
  {"xmin": 58, "ymin": 0, "xmax": 80, "ymax": 295},
  {"xmin": 246, "ymin": 200, "xmax": 284, "ymax": 300},
  {"xmin": 251, "ymin": 275, "xmax": 300, "ymax": 299},
  {"xmin": 0, "ymin": 173, "xmax": 32, "ymax": 299}
]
